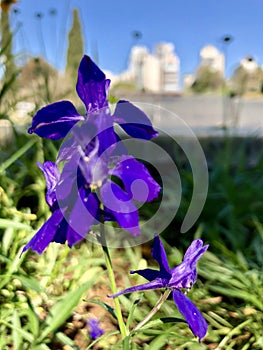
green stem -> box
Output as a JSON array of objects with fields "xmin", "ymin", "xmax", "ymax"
[
  {"xmin": 132, "ymin": 289, "xmax": 171, "ymax": 331},
  {"xmin": 99, "ymin": 228, "xmax": 128, "ymax": 339}
]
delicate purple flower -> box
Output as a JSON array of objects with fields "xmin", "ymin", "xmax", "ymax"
[
  {"xmin": 87, "ymin": 318, "xmax": 104, "ymax": 340},
  {"xmin": 109, "ymin": 236, "xmax": 209, "ymax": 341},
  {"xmin": 28, "ymin": 55, "xmax": 158, "ymax": 143},
  {"xmin": 23, "ymin": 56, "xmax": 161, "ymax": 254}
]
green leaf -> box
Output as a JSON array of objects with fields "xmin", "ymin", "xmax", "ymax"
[
  {"xmin": 12, "ymin": 310, "xmax": 22, "ymax": 350},
  {"xmin": 126, "ymin": 295, "xmax": 143, "ymax": 330},
  {"xmin": 0, "ymin": 138, "xmax": 37, "ymax": 174},
  {"xmin": 40, "ymin": 280, "xmax": 95, "ymax": 341},
  {"xmin": 2, "ymin": 226, "xmax": 16, "ymax": 255},
  {"xmin": 0, "ymin": 320, "xmax": 34, "ymax": 342},
  {"xmin": 55, "ymin": 332, "xmax": 80, "ymax": 349},
  {"xmin": 148, "ymin": 333, "xmax": 168, "ymax": 349},
  {"xmin": 25, "ymin": 300, "xmax": 40, "ymax": 337},
  {"xmin": 0, "ymin": 218, "xmax": 32, "ymax": 231},
  {"xmin": 210, "ymin": 285, "xmax": 263, "ymax": 311},
  {"xmin": 85, "ymin": 330, "xmax": 119, "ymax": 350},
  {"xmin": 84, "ymin": 299, "xmax": 117, "ymax": 319},
  {"xmin": 16, "ymin": 275, "xmax": 43, "ymax": 293}
]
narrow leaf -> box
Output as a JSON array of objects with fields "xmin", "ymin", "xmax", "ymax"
[
  {"xmin": 40, "ymin": 280, "xmax": 95, "ymax": 341},
  {"xmin": 84, "ymin": 299, "xmax": 116, "ymax": 319}
]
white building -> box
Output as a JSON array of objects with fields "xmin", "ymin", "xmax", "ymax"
[
  {"xmin": 128, "ymin": 42, "xmax": 180, "ymax": 93},
  {"xmin": 155, "ymin": 43, "xmax": 180, "ymax": 92},
  {"xmin": 200, "ymin": 45, "xmax": 224, "ymax": 74},
  {"xmin": 240, "ymin": 56, "xmax": 258, "ymax": 72},
  {"xmin": 106, "ymin": 42, "xmax": 180, "ymax": 93}
]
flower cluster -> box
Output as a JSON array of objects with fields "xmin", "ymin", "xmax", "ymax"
[
  {"xmin": 23, "ymin": 55, "xmax": 161, "ymax": 254},
  {"xmin": 110, "ymin": 235, "xmax": 209, "ymax": 341}
]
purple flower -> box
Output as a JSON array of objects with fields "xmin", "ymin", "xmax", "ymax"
[
  {"xmin": 87, "ymin": 318, "xmax": 104, "ymax": 340},
  {"xmin": 28, "ymin": 55, "xmax": 158, "ymax": 143},
  {"xmin": 23, "ymin": 56, "xmax": 161, "ymax": 254},
  {"xmin": 109, "ymin": 236, "xmax": 209, "ymax": 341}
]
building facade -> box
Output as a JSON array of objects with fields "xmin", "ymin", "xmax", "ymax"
[{"xmin": 127, "ymin": 42, "xmax": 180, "ymax": 93}]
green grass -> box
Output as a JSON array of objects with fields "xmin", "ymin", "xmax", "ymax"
[{"xmin": 1, "ymin": 127, "xmax": 263, "ymax": 349}]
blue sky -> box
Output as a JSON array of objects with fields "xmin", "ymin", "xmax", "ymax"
[{"xmin": 10, "ymin": 0, "xmax": 263, "ymax": 78}]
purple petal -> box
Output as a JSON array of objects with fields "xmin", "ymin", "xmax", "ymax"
[
  {"xmin": 66, "ymin": 188, "xmax": 99, "ymax": 239},
  {"xmin": 22, "ymin": 206, "xmax": 88, "ymax": 255},
  {"xmin": 168, "ymin": 261, "xmax": 192, "ymax": 289},
  {"xmin": 109, "ymin": 279, "xmax": 165, "ymax": 298},
  {"xmin": 183, "ymin": 239, "xmax": 204, "ymax": 259},
  {"xmin": 22, "ymin": 209, "xmax": 64, "ymax": 254},
  {"xmin": 110, "ymin": 156, "xmax": 161, "ymax": 202},
  {"xmin": 152, "ymin": 235, "xmax": 171, "ymax": 276},
  {"xmin": 130, "ymin": 268, "xmax": 161, "ymax": 282},
  {"xmin": 78, "ymin": 147, "xmax": 108, "ymax": 186},
  {"xmin": 66, "ymin": 224, "xmax": 84, "ymax": 247},
  {"xmin": 28, "ymin": 101, "xmax": 83, "ymax": 140},
  {"xmin": 57, "ymin": 135, "xmax": 79, "ymax": 163},
  {"xmin": 37, "ymin": 161, "xmax": 60, "ymax": 209},
  {"xmin": 113, "ymin": 100, "xmax": 158, "ymax": 140},
  {"xmin": 183, "ymin": 239, "xmax": 209, "ymax": 268},
  {"xmin": 100, "ymin": 180, "xmax": 140, "ymax": 236},
  {"xmin": 172, "ymin": 289, "xmax": 208, "ymax": 341},
  {"xmin": 76, "ymin": 55, "xmax": 110, "ymax": 113},
  {"xmin": 168, "ymin": 240, "xmax": 209, "ymax": 289},
  {"xmin": 87, "ymin": 108, "xmax": 118, "ymax": 156}
]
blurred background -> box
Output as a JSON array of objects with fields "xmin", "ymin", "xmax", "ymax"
[{"xmin": 1, "ymin": 0, "xmax": 263, "ymax": 137}]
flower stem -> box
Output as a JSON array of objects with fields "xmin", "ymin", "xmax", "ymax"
[
  {"xmin": 99, "ymin": 228, "xmax": 128, "ymax": 339},
  {"xmin": 132, "ymin": 289, "xmax": 171, "ymax": 332}
]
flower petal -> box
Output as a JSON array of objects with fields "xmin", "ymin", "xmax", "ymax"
[
  {"xmin": 172, "ymin": 289, "xmax": 208, "ymax": 341},
  {"xmin": 110, "ymin": 156, "xmax": 161, "ymax": 202},
  {"xmin": 109, "ymin": 279, "xmax": 165, "ymax": 298},
  {"xmin": 168, "ymin": 239, "xmax": 209, "ymax": 289},
  {"xmin": 183, "ymin": 239, "xmax": 209, "ymax": 268},
  {"xmin": 28, "ymin": 101, "xmax": 83, "ymax": 140},
  {"xmin": 66, "ymin": 222, "xmax": 86, "ymax": 248},
  {"xmin": 152, "ymin": 235, "xmax": 172, "ymax": 276},
  {"xmin": 22, "ymin": 209, "xmax": 64, "ymax": 254},
  {"xmin": 100, "ymin": 180, "xmax": 140, "ymax": 236},
  {"xmin": 114, "ymin": 100, "xmax": 158, "ymax": 140},
  {"xmin": 76, "ymin": 55, "xmax": 110, "ymax": 113},
  {"xmin": 37, "ymin": 161, "xmax": 60, "ymax": 209},
  {"xmin": 86, "ymin": 109, "xmax": 120, "ymax": 157},
  {"xmin": 168, "ymin": 261, "xmax": 192, "ymax": 288},
  {"xmin": 65, "ymin": 188, "xmax": 100, "ymax": 239},
  {"xmin": 130, "ymin": 268, "xmax": 161, "ymax": 282}
]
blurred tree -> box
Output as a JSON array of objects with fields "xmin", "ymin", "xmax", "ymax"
[
  {"xmin": 191, "ymin": 66, "xmax": 224, "ymax": 93},
  {"xmin": 230, "ymin": 64, "xmax": 263, "ymax": 95},
  {"xmin": 19, "ymin": 56, "xmax": 58, "ymax": 103},
  {"xmin": 0, "ymin": 4, "xmax": 19, "ymax": 105},
  {"xmin": 66, "ymin": 8, "xmax": 84, "ymax": 79}
]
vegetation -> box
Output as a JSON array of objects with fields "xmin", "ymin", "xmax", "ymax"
[
  {"xmin": 191, "ymin": 66, "xmax": 224, "ymax": 94},
  {"xmin": 66, "ymin": 8, "xmax": 84, "ymax": 80}
]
